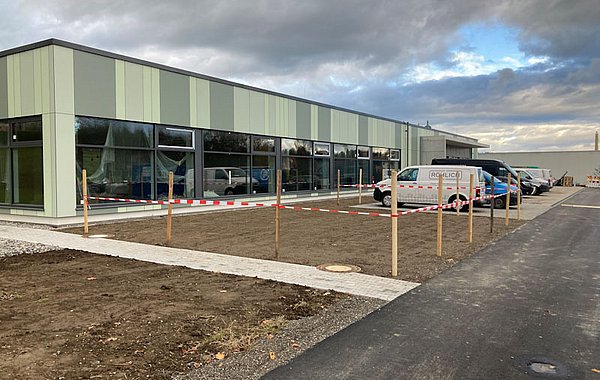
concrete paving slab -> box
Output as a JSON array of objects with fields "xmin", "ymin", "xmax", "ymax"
[{"xmin": 0, "ymin": 225, "xmax": 419, "ymax": 301}]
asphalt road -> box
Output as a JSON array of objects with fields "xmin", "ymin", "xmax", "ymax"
[{"xmin": 263, "ymin": 188, "xmax": 600, "ymax": 379}]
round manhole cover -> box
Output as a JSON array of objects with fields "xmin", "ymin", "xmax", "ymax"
[
  {"xmin": 529, "ymin": 362, "xmax": 558, "ymax": 374},
  {"xmin": 316, "ymin": 263, "xmax": 361, "ymax": 273},
  {"xmin": 86, "ymin": 234, "xmax": 114, "ymax": 239},
  {"xmin": 513, "ymin": 355, "xmax": 578, "ymax": 378}
]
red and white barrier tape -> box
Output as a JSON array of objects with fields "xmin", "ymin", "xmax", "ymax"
[
  {"xmin": 84, "ymin": 190, "xmax": 514, "ymax": 219},
  {"xmin": 341, "ymin": 183, "xmax": 478, "ymax": 191}
]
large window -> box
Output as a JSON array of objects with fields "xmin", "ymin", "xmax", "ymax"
[
  {"xmin": 251, "ymin": 136, "xmax": 276, "ymax": 194},
  {"xmin": 313, "ymin": 142, "xmax": 330, "ymax": 190},
  {"xmin": 203, "ymin": 131, "xmax": 251, "ymax": 197},
  {"xmin": 357, "ymin": 146, "xmax": 370, "ymax": 184},
  {"xmin": 76, "ymin": 117, "xmax": 154, "ymax": 202},
  {"xmin": 282, "ymin": 139, "xmax": 313, "ymax": 192},
  {"xmin": 372, "ymin": 147, "xmax": 390, "ymax": 182},
  {"xmin": 334, "ymin": 144, "xmax": 357, "ymax": 186},
  {"xmin": 0, "ymin": 117, "xmax": 44, "ymax": 206},
  {"xmin": 156, "ymin": 126, "xmax": 195, "ymax": 199}
]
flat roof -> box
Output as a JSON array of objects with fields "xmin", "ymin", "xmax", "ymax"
[{"xmin": 1, "ymin": 38, "xmax": 481, "ymax": 145}]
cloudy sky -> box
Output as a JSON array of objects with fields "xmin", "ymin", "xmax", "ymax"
[{"xmin": 2, "ymin": 0, "xmax": 599, "ymax": 151}]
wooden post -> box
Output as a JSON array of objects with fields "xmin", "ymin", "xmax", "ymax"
[
  {"xmin": 337, "ymin": 169, "xmax": 340, "ymax": 206},
  {"xmin": 358, "ymin": 168, "xmax": 363, "ymax": 205},
  {"xmin": 456, "ymin": 171, "xmax": 460, "ymax": 215},
  {"xmin": 391, "ymin": 170, "xmax": 398, "ymax": 277},
  {"xmin": 166, "ymin": 171, "xmax": 173, "ymax": 243},
  {"xmin": 517, "ymin": 173, "xmax": 521, "ymax": 221},
  {"xmin": 83, "ymin": 169, "xmax": 89, "ymax": 237},
  {"xmin": 490, "ymin": 175, "xmax": 495, "ymax": 233},
  {"xmin": 505, "ymin": 173, "xmax": 511, "ymax": 226},
  {"xmin": 468, "ymin": 173, "xmax": 474, "ymax": 243},
  {"xmin": 275, "ymin": 169, "xmax": 281, "ymax": 259},
  {"xmin": 437, "ymin": 175, "xmax": 443, "ymax": 257}
]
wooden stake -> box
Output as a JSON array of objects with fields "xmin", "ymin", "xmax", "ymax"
[
  {"xmin": 83, "ymin": 169, "xmax": 89, "ymax": 237},
  {"xmin": 517, "ymin": 174, "xmax": 521, "ymax": 221},
  {"xmin": 468, "ymin": 173, "xmax": 473, "ymax": 243},
  {"xmin": 437, "ymin": 174, "xmax": 443, "ymax": 257},
  {"xmin": 166, "ymin": 171, "xmax": 173, "ymax": 243},
  {"xmin": 275, "ymin": 169, "xmax": 281, "ymax": 259},
  {"xmin": 337, "ymin": 169, "xmax": 340, "ymax": 206},
  {"xmin": 391, "ymin": 169, "xmax": 398, "ymax": 277},
  {"xmin": 490, "ymin": 176, "xmax": 495, "ymax": 233},
  {"xmin": 455, "ymin": 172, "xmax": 460, "ymax": 215},
  {"xmin": 358, "ymin": 168, "xmax": 363, "ymax": 205},
  {"xmin": 505, "ymin": 173, "xmax": 511, "ymax": 226}
]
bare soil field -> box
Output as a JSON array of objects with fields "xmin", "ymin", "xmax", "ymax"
[
  {"xmin": 0, "ymin": 196, "xmax": 521, "ymax": 379},
  {"xmin": 0, "ymin": 250, "xmax": 343, "ymax": 379},
  {"xmin": 67, "ymin": 196, "xmax": 519, "ymax": 283}
]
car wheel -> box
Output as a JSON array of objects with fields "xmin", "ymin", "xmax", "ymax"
[
  {"xmin": 448, "ymin": 195, "xmax": 468, "ymax": 212},
  {"xmin": 530, "ymin": 186, "xmax": 539, "ymax": 195},
  {"xmin": 381, "ymin": 192, "xmax": 392, "ymax": 207},
  {"xmin": 494, "ymin": 197, "xmax": 505, "ymax": 209},
  {"xmin": 224, "ymin": 188, "xmax": 234, "ymax": 196}
]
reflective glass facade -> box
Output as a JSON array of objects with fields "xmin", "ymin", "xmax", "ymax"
[{"xmin": 72, "ymin": 116, "xmax": 401, "ymax": 203}]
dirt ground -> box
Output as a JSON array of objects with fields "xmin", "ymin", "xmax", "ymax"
[
  {"xmin": 1, "ymin": 196, "xmax": 520, "ymax": 379},
  {"xmin": 0, "ymin": 250, "xmax": 343, "ymax": 380},
  {"xmin": 67, "ymin": 196, "xmax": 520, "ymax": 283}
]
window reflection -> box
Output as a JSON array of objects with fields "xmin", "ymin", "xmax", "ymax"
[
  {"xmin": 156, "ymin": 151, "xmax": 194, "ymax": 199},
  {"xmin": 203, "ymin": 154, "xmax": 252, "ymax": 196},
  {"xmin": 76, "ymin": 117, "xmax": 153, "ymax": 147},
  {"xmin": 0, "ymin": 148, "xmax": 8, "ymax": 203},
  {"xmin": 77, "ymin": 148, "xmax": 154, "ymax": 200},
  {"xmin": 251, "ymin": 155, "xmax": 276, "ymax": 194}
]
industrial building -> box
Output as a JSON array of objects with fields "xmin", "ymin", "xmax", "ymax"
[{"xmin": 0, "ymin": 39, "xmax": 487, "ymax": 223}]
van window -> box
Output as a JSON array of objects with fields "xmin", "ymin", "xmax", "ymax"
[
  {"xmin": 497, "ymin": 167, "xmax": 509, "ymax": 177},
  {"xmin": 398, "ymin": 168, "xmax": 418, "ymax": 181},
  {"xmin": 215, "ymin": 170, "xmax": 228, "ymax": 180}
]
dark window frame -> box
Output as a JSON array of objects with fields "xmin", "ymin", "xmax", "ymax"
[{"xmin": 0, "ymin": 116, "xmax": 44, "ymax": 208}]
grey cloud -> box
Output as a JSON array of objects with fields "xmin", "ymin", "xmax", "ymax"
[{"xmin": 2, "ymin": 0, "xmax": 599, "ymax": 151}]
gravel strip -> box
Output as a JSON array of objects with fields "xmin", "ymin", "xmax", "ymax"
[
  {"xmin": 176, "ymin": 295, "xmax": 387, "ymax": 380},
  {"xmin": 0, "ymin": 238, "xmax": 61, "ymax": 258},
  {"xmin": 0, "ymin": 221, "xmax": 61, "ymax": 258}
]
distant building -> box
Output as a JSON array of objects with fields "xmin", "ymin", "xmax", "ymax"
[
  {"xmin": 0, "ymin": 39, "xmax": 486, "ymax": 223},
  {"xmin": 480, "ymin": 151, "xmax": 600, "ymax": 185}
]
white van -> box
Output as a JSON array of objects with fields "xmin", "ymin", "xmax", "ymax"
[{"xmin": 373, "ymin": 165, "xmax": 485, "ymax": 210}]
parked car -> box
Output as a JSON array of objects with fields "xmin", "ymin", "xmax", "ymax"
[
  {"xmin": 482, "ymin": 171, "xmax": 520, "ymax": 209},
  {"xmin": 519, "ymin": 168, "xmax": 555, "ymax": 188},
  {"xmin": 203, "ymin": 167, "xmax": 258, "ymax": 196},
  {"xmin": 513, "ymin": 168, "xmax": 550, "ymax": 194},
  {"xmin": 373, "ymin": 165, "xmax": 485, "ymax": 211},
  {"xmin": 497, "ymin": 175, "xmax": 538, "ymax": 195}
]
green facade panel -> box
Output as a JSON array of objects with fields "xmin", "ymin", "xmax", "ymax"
[
  {"xmin": 160, "ymin": 70, "xmax": 190, "ymax": 126},
  {"xmin": 18, "ymin": 51, "xmax": 35, "ymax": 116},
  {"xmin": 210, "ymin": 82, "xmax": 234, "ymax": 131},
  {"xmin": 249, "ymin": 91, "xmax": 266, "ymax": 134},
  {"xmin": 195, "ymin": 78, "xmax": 210, "ymax": 128},
  {"xmin": 124, "ymin": 62, "xmax": 145, "ymax": 121},
  {"xmin": 395, "ymin": 123, "xmax": 403, "ymax": 148},
  {"xmin": 0, "ymin": 57, "xmax": 7, "ymax": 118},
  {"xmin": 317, "ymin": 106, "xmax": 331, "ymax": 142},
  {"xmin": 233, "ymin": 87, "xmax": 250, "ymax": 133},
  {"xmin": 358, "ymin": 115, "xmax": 368, "ymax": 145},
  {"xmin": 295, "ymin": 101, "xmax": 311, "ymax": 140},
  {"xmin": 74, "ymin": 50, "xmax": 116, "ymax": 118}
]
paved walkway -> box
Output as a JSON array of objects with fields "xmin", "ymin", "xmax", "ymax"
[
  {"xmin": 262, "ymin": 187, "xmax": 600, "ymax": 379},
  {"xmin": 0, "ymin": 225, "xmax": 418, "ymax": 301}
]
